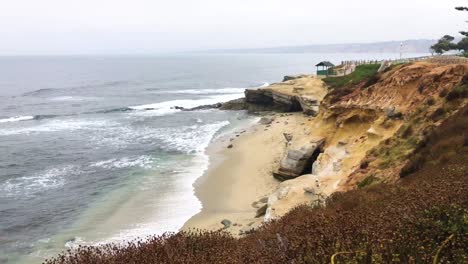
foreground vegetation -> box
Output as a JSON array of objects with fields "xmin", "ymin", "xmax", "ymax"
[
  {"xmin": 45, "ymin": 104, "xmax": 468, "ymax": 263},
  {"xmin": 322, "ymin": 64, "xmax": 380, "ymax": 90}
]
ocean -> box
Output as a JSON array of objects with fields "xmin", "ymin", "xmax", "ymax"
[{"xmin": 0, "ymin": 53, "xmax": 426, "ymax": 263}]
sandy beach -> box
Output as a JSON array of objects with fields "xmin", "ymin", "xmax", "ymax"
[{"xmin": 182, "ymin": 113, "xmax": 315, "ymax": 235}]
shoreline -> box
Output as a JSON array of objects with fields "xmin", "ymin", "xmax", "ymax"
[{"xmin": 182, "ymin": 112, "xmax": 316, "ymax": 235}]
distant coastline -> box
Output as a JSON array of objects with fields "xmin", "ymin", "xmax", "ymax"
[{"xmin": 196, "ymin": 39, "xmax": 435, "ymax": 54}]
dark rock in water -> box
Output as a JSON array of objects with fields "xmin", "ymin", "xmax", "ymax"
[
  {"xmin": 255, "ymin": 204, "xmax": 268, "ymax": 218},
  {"xmin": 174, "ymin": 103, "xmax": 223, "ymax": 111},
  {"xmin": 219, "ymin": 98, "xmax": 247, "ymax": 110},
  {"xmin": 221, "ymin": 219, "xmax": 232, "ymax": 229},
  {"xmin": 191, "ymin": 103, "xmax": 222, "ymax": 110},
  {"xmin": 227, "ymin": 144, "xmax": 233, "ymax": 149}
]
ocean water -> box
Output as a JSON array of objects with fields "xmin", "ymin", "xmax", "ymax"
[{"xmin": 0, "ymin": 53, "xmax": 426, "ymax": 263}]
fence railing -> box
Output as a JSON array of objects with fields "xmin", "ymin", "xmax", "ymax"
[{"xmin": 328, "ymin": 55, "xmax": 468, "ymax": 77}]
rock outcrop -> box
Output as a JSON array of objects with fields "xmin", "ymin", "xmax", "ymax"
[
  {"xmin": 273, "ymin": 138, "xmax": 325, "ymax": 181},
  {"xmin": 244, "ymin": 89, "xmax": 302, "ymax": 112},
  {"xmin": 265, "ymin": 174, "xmax": 324, "ymax": 220},
  {"xmin": 298, "ymin": 96, "xmax": 321, "ymax": 116},
  {"xmin": 283, "ymin": 74, "xmax": 311, "ymax": 82}
]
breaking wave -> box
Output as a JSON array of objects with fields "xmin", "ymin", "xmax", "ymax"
[{"xmin": 0, "ymin": 116, "xmax": 34, "ymax": 123}]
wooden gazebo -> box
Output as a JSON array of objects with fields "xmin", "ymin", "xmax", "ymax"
[{"xmin": 315, "ymin": 61, "xmax": 335, "ymax": 76}]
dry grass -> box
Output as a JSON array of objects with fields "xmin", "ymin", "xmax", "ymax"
[{"xmin": 45, "ymin": 106, "xmax": 468, "ymax": 264}]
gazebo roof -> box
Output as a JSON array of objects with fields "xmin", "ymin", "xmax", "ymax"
[{"xmin": 315, "ymin": 61, "xmax": 335, "ymax": 67}]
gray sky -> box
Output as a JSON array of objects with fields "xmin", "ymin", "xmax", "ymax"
[{"xmin": 0, "ymin": 0, "xmax": 466, "ymax": 55}]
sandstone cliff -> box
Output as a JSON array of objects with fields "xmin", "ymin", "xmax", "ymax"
[{"xmin": 244, "ymin": 61, "xmax": 467, "ymax": 221}]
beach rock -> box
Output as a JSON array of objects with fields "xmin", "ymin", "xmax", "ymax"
[
  {"xmin": 227, "ymin": 144, "xmax": 233, "ymax": 149},
  {"xmin": 273, "ymin": 138, "xmax": 325, "ymax": 181},
  {"xmin": 259, "ymin": 117, "xmax": 274, "ymax": 125},
  {"xmin": 221, "ymin": 219, "xmax": 232, "ymax": 229},
  {"xmin": 255, "ymin": 204, "xmax": 268, "ymax": 218},
  {"xmin": 311, "ymin": 146, "xmax": 347, "ymax": 176},
  {"xmin": 239, "ymin": 226, "xmax": 256, "ymax": 236},
  {"xmin": 252, "ymin": 197, "xmax": 269, "ymax": 209},
  {"xmin": 283, "ymin": 133, "xmax": 293, "ymax": 143},
  {"xmin": 265, "ymin": 174, "xmax": 324, "ymax": 220},
  {"xmin": 298, "ymin": 96, "xmax": 321, "ymax": 116},
  {"xmin": 303, "ymin": 186, "xmax": 316, "ymax": 194}
]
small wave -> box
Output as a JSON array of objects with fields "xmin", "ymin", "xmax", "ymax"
[
  {"xmin": 98, "ymin": 107, "xmax": 134, "ymax": 114},
  {"xmin": 151, "ymin": 82, "xmax": 269, "ymax": 95},
  {"xmin": 22, "ymin": 88, "xmax": 56, "ymax": 96},
  {"xmin": 33, "ymin": 114, "xmax": 58, "ymax": 120},
  {"xmin": 155, "ymin": 87, "xmax": 246, "ymax": 95},
  {"xmin": 129, "ymin": 93, "xmax": 243, "ymax": 116},
  {"xmin": 90, "ymin": 156, "xmax": 154, "ymax": 170},
  {"xmin": 49, "ymin": 96, "xmax": 99, "ymax": 102},
  {"xmin": 151, "ymin": 121, "xmax": 230, "ymax": 154},
  {"xmin": 1, "ymin": 165, "xmax": 81, "ymax": 198},
  {"xmin": 0, "ymin": 119, "xmax": 113, "ymax": 136},
  {"xmin": 22, "ymin": 81, "xmax": 135, "ymax": 97},
  {"xmin": 0, "ymin": 115, "xmax": 60, "ymax": 124},
  {"xmin": 0, "ymin": 116, "xmax": 34, "ymax": 123}
]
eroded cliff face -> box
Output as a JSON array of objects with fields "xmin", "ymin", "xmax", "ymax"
[
  {"xmin": 256, "ymin": 62, "xmax": 468, "ymax": 221},
  {"xmin": 243, "ymin": 76, "xmax": 327, "ymax": 115}
]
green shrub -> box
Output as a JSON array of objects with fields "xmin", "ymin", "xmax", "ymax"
[
  {"xmin": 446, "ymin": 85, "xmax": 468, "ymax": 101},
  {"xmin": 357, "ymin": 175, "xmax": 379, "ymax": 189},
  {"xmin": 323, "ymin": 64, "xmax": 381, "ymax": 89}
]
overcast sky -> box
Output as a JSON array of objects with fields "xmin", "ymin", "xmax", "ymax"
[{"xmin": 0, "ymin": 0, "xmax": 466, "ymax": 55}]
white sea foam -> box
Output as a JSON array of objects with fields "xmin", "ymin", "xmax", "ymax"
[
  {"xmin": 90, "ymin": 156, "xmax": 154, "ymax": 170},
  {"xmin": 0, "ymin": 116, "xmax": 34, "ymax": 123},
  {"xmin": 1, "ymin": 165, "xmax": 80, "ymax": 198},
  {"xmin": 49, "ymin": 96, "xmax": 98, "ymax": 102},
  {"xmin": 157, "ymin": 87, "xmax": 246, "ymax": 95},
  {"xmin": 84, "ymin": 121, "xmax": 229, "ymax": 246},
  {"xmin": 0, "ymin": 119, "xmax": 112, "ymax": 136},
  {"xmin": 150, "ymin": 121, "xmax": 230, "ymax": 153},
  {"xmin": 152, "ymin": 82, "xmax": 269, "ymax": 95},
  {"xmin": 129, "ymin": 93, "xmax": 243, "ymax": 116}
]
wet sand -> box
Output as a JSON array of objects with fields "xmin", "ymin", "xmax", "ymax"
[{"xmin": 182, "ymin": 113, "xmax": 314, "ymax": 235}]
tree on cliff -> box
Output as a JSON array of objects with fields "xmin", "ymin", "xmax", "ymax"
[
  {"xmin": 431, "ymin": 4, "xmax": 468, "ymax": 56},
  {"xmin": 431, "ymin": 35, "xmax": 457, "ymax": 54}
]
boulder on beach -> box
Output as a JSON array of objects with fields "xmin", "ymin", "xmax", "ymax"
[
  {"xmin": 258, "ymin": 117, "xmax": 274, "ymax": 125},
  {"xmin": 273, "ymin": 138, "xmax": 325, "ymax": 181},
  {"xmin": 255, "ymin": 204, "xmax": 268, "ymax": 218},
  {"xmin": 221, "ymin": 219, "xmax": 232, "ymax": 229},
  {"xmin": 265, "ymin": 174, "xmax": 324, "ymax": 220}
]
